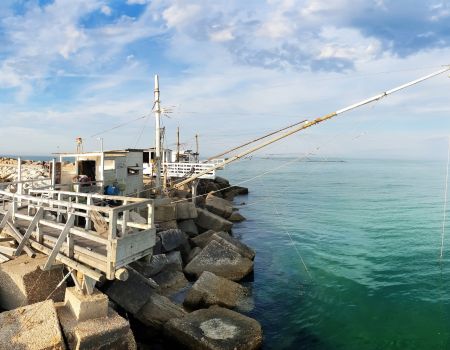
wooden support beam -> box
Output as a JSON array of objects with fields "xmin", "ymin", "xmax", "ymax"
[
  {"xmin": 0, "ymin": 253, "xmax": 10, "ymax": 263},
  {"xmin": 15, "ymin": 207, "xmax": 44, "ymax": 256},
  {"xmin": 6, "ymin": 222, "xmax": 36, "ymax": 258},
  {"xmin": 0, "ymin": 208, "xmax": 12, "ymax": 230},
  {"xmin": 42, "ymin": 214, "xmax": 75, "ymax": 271},
  {"xmin": 0, "ymin": 246, "xmax": 16, "ymax": 255},
  {"xmin": 82, "ymin": 275, "xmax": 97, "ymax": 295},
  {"xmin": 0, "ymin": 237, "xmax": 15, "ymax": 243}
]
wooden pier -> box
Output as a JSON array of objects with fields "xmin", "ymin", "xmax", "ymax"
[{"xmin": 0, "ymin": 189, "xmax": 155, "ymax": 294}]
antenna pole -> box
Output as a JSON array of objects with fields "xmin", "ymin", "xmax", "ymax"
[
  {"xmin": 176, "ymin": 127, "xmax": 180, "ymax": 162},
  {"xmin": 195, "ymin": 134, "xmax": 199, "ymax": 162},
  {"xmin": 154, "ymin": 75, "xmax": 162, "ymax": 194}
]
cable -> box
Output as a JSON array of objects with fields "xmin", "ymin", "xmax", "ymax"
[{"xmin": 90, "ymin": 114, "xmax": 149, "ymax": 138}]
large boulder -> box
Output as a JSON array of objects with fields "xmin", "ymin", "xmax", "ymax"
[
  {"xmin": 228, "ymin": 211, "xmax": 246, "ymax": 222},
  {"xmin": 153, "ymin": 267, "xmax": 189, "ymax": 297},
  {"xmin": 178, "ymin": 219, "xmax": 199, "ymax": 237},
  {"xmin": 176, "ymin": 202, "xmax": 198, "ymax": 220},
  {"xmin": 164, "ymin": 306, "xmax": 262, "ymax": 350},
  {"xmin": 131, "ymin": 254, "xmax": 169, "ymax": 277},
  {"xmin": 210, "ymin": 232, "xmax": 255, "ymax": 260},
  {"xmin": 158, "ymin": 229, "xmax": 190, "ymax": 257},
  {"xmin": 0, "ymin": 300, "xmax": 66, "ymax": 350},
  {"xmin": 184, "ymin": 271, "xmax": 247, "ymax": 309},
  {"xmin": 191, "ymin": 230, "xmax": 217, "ymax": 249},
  {"xmin": 205, "ymin": 194, "xmax": 233, "ymax": 218},
  {"xmin": 195, "ymin": 208, "xmax": 233, "ymax": 232},
  {"xmin": 184, "ymin": 240, "xmax": 253, "ymax": 281},
  {"xmin": 155, "ymin": 203, "xmax": 177, "ymax": 222}
]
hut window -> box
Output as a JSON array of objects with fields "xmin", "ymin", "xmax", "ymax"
[{"xmin": 104, "ymin": 160, "xmax": 115, "ymax": 170}]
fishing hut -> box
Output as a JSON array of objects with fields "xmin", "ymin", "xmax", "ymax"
[{"xmin": 56, "ymin": 149, "xmax": 144, "ymax": 196}]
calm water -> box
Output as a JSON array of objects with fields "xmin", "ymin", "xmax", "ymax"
[{"xmin": 223, "ymin": 158, "xmax": 450, "ymax": 350}]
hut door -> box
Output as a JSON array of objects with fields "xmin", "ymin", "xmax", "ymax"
[{"xmin": 78, "ymin": 160, "xmax": 96, "ymax": 181}]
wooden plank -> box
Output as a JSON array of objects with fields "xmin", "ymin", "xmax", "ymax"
[
  {"xmin": 29, "ymin": 240, "xmax": 104, "ymax": 282},
  {"xmin": 0, "ymin": 208, "xmax": 12, "ymax": 230},
  {"xmin": 0, "ymin": 253, "xmax": 10, "ymax": 263},
  {"xmin": 5, "ymin": 222, "xmax": 36, "ymax": 258},
  {"xmin": 115, "ymin": 229, "xmax": 155, "ymax": 263},
  {"xmin": 15, "ymin": 207, "xmax": 44, "ymax": 256},
  {"xmin": 42, "ymin": 214, "xmax": 75, "ymax": 271},
  {"xmin": 0, "ymin": 246, "xmax": 16, "ymax": 255},
  {"xmin": 0, "ymin": 237, "xmax": 15, "ymax": 243}
]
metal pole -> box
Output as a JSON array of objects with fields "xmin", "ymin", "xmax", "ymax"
[
  {"xmin": 176, "ymin": 127, "xmax": 180, "ymax": 162},
  {"xmin": 195, "ymin": 134, "xmax": 199, "ymax": 162},
  {"xmin": 154, "ymin": 75, "xmax": 162, "ymax": 194},
  {"xmin": 17, "ymin": 157, "xmax": 22, "ymax": 203},
  {"xmin": 174, "ymin": 66, "xmax": 450, "ymax": 188}
]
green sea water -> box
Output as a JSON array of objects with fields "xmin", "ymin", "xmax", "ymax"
[{"xmin": 223, "ymin": 158, "xmax": 450, "ymax": 350}]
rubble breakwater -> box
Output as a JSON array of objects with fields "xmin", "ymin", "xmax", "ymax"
[
  {"xmin": 0, "ymin": 157, "xmax": 50, "ymax": 191},
  {"xmin": 0, "ymin": 157, "xmax": 263, "ymax": 350}
]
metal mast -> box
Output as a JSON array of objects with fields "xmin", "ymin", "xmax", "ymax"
[{"xmin": 153, "ymin": 75, "xmax": 162, "ymax": 194}]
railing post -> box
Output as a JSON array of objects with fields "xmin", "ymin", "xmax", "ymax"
[
  {"xmin": 51, "ymin": 158, "xmax": 56, "ymax": 190},
  {"xmin": 17, "ymin": 157, "xmax": 22, "ymax": 204},
  {"xmin": 121, "ymin": 200, "xmax": 129, "ymax": 236}
]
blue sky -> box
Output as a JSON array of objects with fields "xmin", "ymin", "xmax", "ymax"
[{"xmin": 0, "ymin": 0, "xmax": 449, "ymax": 159}]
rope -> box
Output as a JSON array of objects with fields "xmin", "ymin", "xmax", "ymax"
[{"xmin": 440, "ymin": 136, "xmax": 450, "ymax": 259}]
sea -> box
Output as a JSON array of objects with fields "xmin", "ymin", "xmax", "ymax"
[{"xmin": 222, "ymin": 157, "xmax": 450, "ymax": 350}]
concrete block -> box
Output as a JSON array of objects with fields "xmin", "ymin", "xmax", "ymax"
[
  {"xmin": 178, "ymin": 219, "xmax": 199, "ymax": 237},
  {"xmin": 205, "ymin": 194, "xmax": 233, "ymax": 218},
  {"xmin": 57, "ymin": 303, "xmax": 136, "ymax": 350},
  {"xmin": 176, "ymin": 202, "xmax": 198, "ymax": 220},
  {"xmin": 155, "ymin": 204, "xmax": 177, "ymax": 222},
  {"xmin": 191, "ymin": 230, "xmax": 216, "ymax": 248},
  {"xmin": 0, "ymin": 254, "xmax": 65, "ymax": 310},
  {"xmin": 64, "ymin": 287, "xmax": 108, "ymax": 322},
  {"xmin": 195, "ymin": 208, "xmax": 233, "ymax": 232},
  {"xmin": 0, "ymin": 300, "xmax": 65, "ymax": 350}
]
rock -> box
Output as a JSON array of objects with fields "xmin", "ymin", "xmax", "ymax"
[
  {"xmin": 195, "ymin": 208, "xmax": 233, "ymax": 232},
  {"xmin": 210, "ymin": 232, "xmax": 255, "ymax": 260},
  {"xmin": 155, "ymin": 204, "xmax": 177, "ymax": 222},
  {"xmin": 103, "ymin": 267, "xmax": 158, "ymax": 314},
  {"xmin": 129, "ymin": 211, "xmax": 147, "ymax": 224},
  {"xmin": 57, "ymin": 304, "xmax": 136, "ymax": 350},
  {"xmin": 187, "ymin": 247, "xmax": 202, "ymax": 263},
  {"xmin": 164, "ymin": 306, "xmax": 262, "ymax": 350},
  {"xmin": 184, "ymin": 271, "xmax": 247, "ymax": 309},
  {"xmin": 157, "ymin": 220, "xmax": 178, "ymax": 231},
  {"xmin": 178, "ymin": 219, "xmax": 199, "ymax": 237},
  {"xmin": 191, "ymin": 230, "xmax": 217, "ymax": 249},
  {"xmin": 176, "ymin": 202, "xmax": 198, "ymax": 220},
  {"xmin": 205, "ymin": 193, "xmax": 233, "ymax": 218},
  {"xmin": 228, "ymin": 211, "xmax": 246, "ymax": 222},
  {"xmin": 0, "ymin": 254, "xmax": 66, "ymax": 310},
  {"xmin": 166, "ymin": 251, "xmax": 184, "ymax": 271},
  {"xmin": 0, "ymin": 300, "xmax": 65, "ymax": 350},
  {"xmin": 158, "ymin": 229, "xmax": 189, "ymax": 252},
  {"xmin": 153, "ymin": 267, "xmax": 189, "ymax": 297},
  {"xmin": 131, "ymin": 254, "xmax": 169, "ymax": 277},
  {"xmin": 214, "ymin": 176, "xmax": 230, "ymax": 188},
  {"xmin": 135, "ymin": 291, "xmax": 187, "ymax": 331},
  {"xmin": 184, "ymin": 240, "xmax": 253, "ymax": 281}
]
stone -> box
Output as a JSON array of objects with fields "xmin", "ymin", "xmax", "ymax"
[
  {"xmin": 191, "ymin": 230, "xmax": 217, "ymax": 248},
  {"xmin": 0, "ymin": 254, "xmax": 65, "ymax": 310},
  {"xmin": 131, "ymin": 254, "xmax": 169, "ymax": 277},
  {"xmin": 0, "ymin": 300, "xmax": 65, "ymax": 350},
  {"xmin": 166, "ymin": 251, "xmax": 184, "ymax": 271},
  {"xmin": 135, "ymin": 290, "xmax": 187, "ymax": 330},
  {"xmin": 155, "ymin": 204, "xmax": 177, "ymax": 222},
  {"xmin": 153, "ymin": 267, "xmax": 189, "ymax": 297},
  {"xmin": 153, "ymin": 235, "xmax": 163, "ymax": 254},
  {"xmin": 164, "ymin": 306, "xmax": 262, "ymax": 350},
  {"xmin": 184, "ymin": 240, "xmax": 253, "ymax": 281},
  {"xmin": 158, "ymin": 229, "xmax": 188, "ymax": 252},
  {"xmin": 228, "ymin": 211, "xmax": 246, "ymax": 222},
  {"xmin": 187, "ymin": 247, "xmax": 202, "ymax": 263},
  {"xmin": 103, "ymin": 267, "xmax": 158, "ymax": 314},
  {"xmin": 64, "ymin": 287, "xmax": 108, "ymax": 322},
  {"xmin": 210, "ymin": 232, "xmax": 255, "ymax": 260},
  {"xmin": 184, "ymin": 271, "xmax": 247, "ymax": 309},
  {"xmin": 129, "ymin": 211, "xmax": 147, "ymax": 224},
  {"xmin": 57, "ymin": 303, "xmax": 136, "ymax": 350},
  {"xmin": 157, "ymin": 219, "xmax": 178, "ymax": 231},
  {"xmin": 178, "ymin": 219, "xmax": 199, "ymax": 237},
  {"xmin": 176, "ymin": 202, "xmax": 198, "ymax": 220},
  {"xmin": 195, "ymin": 208, "xmax": 233, "ymax": 232},
  {"xmin": 214, "ymin": 176, "xmax": 230, "ymax": 188},
  {"xmin": 205, "ymin": 194, "xmax": 233, "ymax": 218}
]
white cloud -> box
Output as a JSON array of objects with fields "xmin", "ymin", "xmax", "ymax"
[
  {"xmin": 209, "ymin": 29, "xmax": 234, "ymax": 42},
  {"xmin": 127, "ymin": 0, "xmax": 148, "ymax": 4},
  {"xmin": 101, "ymin": 5, "xmax": 112, "ymax": 16},
  {"xmin": 162, "ymin": 3, "xmax": 201, "ymax": 28}
]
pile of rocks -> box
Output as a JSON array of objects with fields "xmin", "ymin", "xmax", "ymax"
[
  {"xmin": 0, "ymin": 157, "xmax": 50, "ymax": 190},
  {"xmin": 101, "ymin": 176, "xmax": 262, "ymax": 349}
]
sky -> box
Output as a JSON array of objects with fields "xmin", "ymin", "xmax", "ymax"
[{"xmin": 0, "ymin": 0, "xmax": 449, "ymax": 159}]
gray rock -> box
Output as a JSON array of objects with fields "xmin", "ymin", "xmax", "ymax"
[
  {"xmin": 131, "ymin": 255, "xmax": 169, "ymax": 277},
  {"xmin": 187, "ymin": 247, "xmax": 202, "ymax": 263},
  {"xmin": 157, "ymin": 220, "xmax": 178, "ymax": 231},
  {"xmin": 195, "ymin": 208, "xmax": 233, "ymax": 232},
  {"xmin": 155, "ymin": 204, "xmax": 177, "ymax": 222},
  {"xmin": 184, "ymin": 240, "xmax": 253, "ymax": 281},
  {"xmin": 205, "ymin": 194, "xmax": 233, "ymax": 218},
  {"xmin": 164, "ymin": 306, "xmax": 262, "ymax": 350},
  {"xmin": 158, "ymin": 229, "xmax": 189, "ymax": 252},
  {"xmin": 176, "ymin": 202, "xmax": 198, "ymax": 220},
  {"xmin": 191, "ymin": 230, "xmax": 217, "ymax": 248},
  {"xmin": 136, "ymin": 292, "xmax": 187, "ymax": 331},
  {"xmin": 210, "ymin": 232, "xmax": 255, "ymax": 260},
  {"xmin": 103, "ymin": 268, "xmax": 158, "ymax": 314},
  {"xmin": 166, "ymin": 251, "xmax": 184, "ymax": 271},
  {"xmin": 228, "ymin": 211, "xmax": 246, "ymax": 222},
  {"xmin": 178, "ymin": 219, "xmax": 199, "ymax": 237},
  {"xmin": 184, "ymin": 271, "xmax": 247, "ymax": 309},
  {"xmin": 153, "ymin": 267, "xmax": 189, "ymax": 297},
  {"xmin": 214, "ymin": 176, "xmax": 230, "ymax": 188}
]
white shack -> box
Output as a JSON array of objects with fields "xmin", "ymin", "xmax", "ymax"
[{"xmin": 56, "ymin": 149, "xmax": 144, "ymax": 196}]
